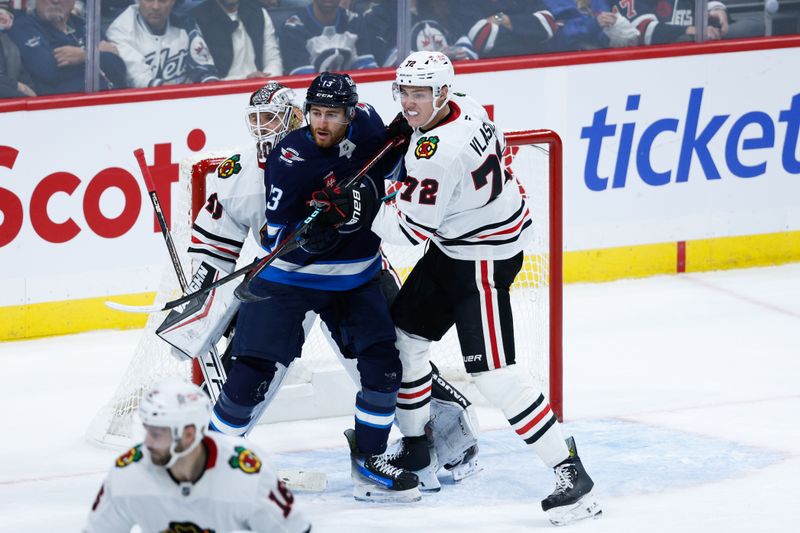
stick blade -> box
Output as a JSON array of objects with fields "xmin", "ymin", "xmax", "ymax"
[{"xmin": 277, "ymin": 469, "xmax": 328, "ymax": 492}]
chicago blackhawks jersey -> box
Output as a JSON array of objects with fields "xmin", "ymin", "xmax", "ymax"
[
  {"xmin": 83, "ymin": 432, "xmax": 310, "ymax": 532},
  {"xmin": 189, "ymin": 145, "xmax": 266, "ymax": 274},
  {"xmin": 372, "ymin": 93, "xmax": 532, "ymax": 261}
]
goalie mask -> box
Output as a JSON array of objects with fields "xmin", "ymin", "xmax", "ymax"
[
  {"xmin": 393, "ymin": 51, "xmax": 454, "ymax": 129},
  {"xmin": 139, "ymin": 378, "xmax": 212, "ymax": 468},
  {"xmin": 247, "ymin": 81, "xmax": 304, "ymax": 161}
]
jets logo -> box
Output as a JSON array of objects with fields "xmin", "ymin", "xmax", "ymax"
[
  {"xmin": 414, "ymin": 136, "xmax": 439, "ymax": 159},
  {"xmin": 280, "ymin": 147, "xmax": 305, "ymax": 165},
  {"xmin": 216, "ymin": 154, "xmax": 241, "ymax": 179},
  {"xmin": 339, "ymin": 138, "xmax": 356, "ymax": 159},
  {"xmin": 229, "ymin": 446, "xmax": 262, "ymax": 474},
  {"xmin": 115, "ymin": 445, "xmax": 143, "ymax": 468}
]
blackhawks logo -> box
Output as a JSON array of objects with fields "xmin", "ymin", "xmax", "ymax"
[
  {"xmin": 414, "ymin": 136, "xmax": 439, "ymax": 159},
  {"xmin": 229, "ymin": 446, "xmax": 262, "ymax": 474},
  {"xmin": 115, "ymin": 445, "xmax": 143, "ymax": 468},
  {"xmin": 164, "ymin": 521, "xmax": 214, "ymax": 532},
  {"xmin": 216, "ymin": 154, "xmax": 242, "ymax": 179}
]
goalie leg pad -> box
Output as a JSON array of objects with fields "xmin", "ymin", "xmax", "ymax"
[
  {"xmin": 474, "ymin": 365, "xmax": 568, "ymax": 468},
  {"xmin": 156, "ymin": 261, "xmax": 240, "ymax": 361}
]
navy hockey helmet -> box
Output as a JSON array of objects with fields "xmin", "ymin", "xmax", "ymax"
[{"xmin": 304, "ymin": 72, "xmax": 358, "ymax": 120}]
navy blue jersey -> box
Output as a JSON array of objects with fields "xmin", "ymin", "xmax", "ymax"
[{"xmin": 260, "ymin": 103, "xmax": 390, "ymax": 291}]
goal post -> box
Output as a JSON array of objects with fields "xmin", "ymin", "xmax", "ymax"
[{"xmin": 86, "ymin": 129, "xmax": 563, "ymax": 448}]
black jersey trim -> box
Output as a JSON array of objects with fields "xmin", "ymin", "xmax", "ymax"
[
  {"xmin": 440, "ymin": 219, "xmax": 532, "ymax": 247},
  {"xmin": 449, "ymin": 202, "xmax": 526, "ymax": 240},
  {"xmin": 192, "ymin": 223, "xmax": 245, "ymax": 248},
  {"xmin": 187, "ymin": 247, "xmax": 237, "ymax": 264},
  {"xmin": 399, "ymin": 225, "xmax": 422, "ymax": 245},
  {"xmin": 396, "ymin": 397, "xmax": 431, "ymax": 410}
]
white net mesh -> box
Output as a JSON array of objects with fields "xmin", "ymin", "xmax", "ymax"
[{"xmin": 86, "ymin": 132, "xmax": 560, "ymax": 447}]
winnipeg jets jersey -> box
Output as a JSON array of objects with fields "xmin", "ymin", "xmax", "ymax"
[
  {"xmin": 189, "ymin": 145, "xmax": 266, "ymax": 274},
  {"xmin": 260, "ymin": 103, "xmax": 391, "ymax": 290},
  {"xmin": 83, "ymin": 432, "xmax": 311, "ymax": 533},
  {"xmin": 106, "ymin": 5, "xmax": 219, "ymax": 88},
  {"xmin": 372, "ymin": 93, "xmax": 531, "ymax": 261}
]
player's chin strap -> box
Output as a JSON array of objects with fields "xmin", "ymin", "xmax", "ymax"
[
  {"xmin": 408, "ymin": 94, "xmax": 450, "ymax": 131},
  {"xmin": 165, "ymin": 430, "xmax": 204, "ymax": 469}
]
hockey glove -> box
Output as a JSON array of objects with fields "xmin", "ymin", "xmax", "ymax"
[
  {"xmin": 299, "ymin": 221, "xmax": 340, "ymax": 254},
  {"xmin": 387, "ymin": 112, "xmax": 413, "ymax": 152},
  {"xmin": 309, "ymin": 183, "xmax": 377, "ymax": 230}
]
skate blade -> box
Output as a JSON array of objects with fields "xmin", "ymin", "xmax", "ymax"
[
  {"xmin": 353, "ymin": 485, "xmax": 422, "ymax": 503},
  {"xmin": 448, "ymin": 458, "xmax": 483, "ymax": 482},
  {"xmin": 547, "ymin": 496, "xmax": 602, "ymax": 526}
]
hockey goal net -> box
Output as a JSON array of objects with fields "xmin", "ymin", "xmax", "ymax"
[{"xmin": 87, "ymin": 130, "xmax": 562, "ymax": 448}]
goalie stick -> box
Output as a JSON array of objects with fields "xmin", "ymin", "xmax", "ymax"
[
  {"xmin": 133, "ymin": 148, "xmax": 226, "ymax": 402},
  {"xmin": 133, "ymin": 136, "xmax": 403, "ymax": 312}
]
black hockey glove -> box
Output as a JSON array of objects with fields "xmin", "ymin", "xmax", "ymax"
[
  {"xmin": 308, "ymin": 184, "xmax": 377, "ymax": 230},
  {"xmin": 387, "ymin": 112, "xmax": 413, "ymax": 151},
  {"xmin": 299, "ymin": 222, "xmax": 340, "ymax": 254}
]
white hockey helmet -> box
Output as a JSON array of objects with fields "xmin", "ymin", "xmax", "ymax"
[
  {"xmin": 138, "ymin": 378, "xmax": 212, "ymax": 467},
  {"xmin": 246, "ymin": 81, "xmax": 304, "ymax": 158},
  {"xmin": 393, "ymin": 51, "xmax": 455, "ymax": 127}
]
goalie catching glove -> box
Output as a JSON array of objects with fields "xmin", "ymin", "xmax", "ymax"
[
  {"xmin": 308, "ymin": 182, "xmax": 378, "ymax": 231},
  {"xmin": 156, "ymin": 261, "xmax": 240, "ymax": 361}
]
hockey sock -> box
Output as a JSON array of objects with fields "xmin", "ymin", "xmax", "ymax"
[
  {"xmin": 475, "ymin": 365, "xmax": 569, "ymax": 468},
  {"xmin": 395, "ymin": 328, "xmax": 433, "ymax": 437},
  {"xmin": 354, "ymin": 388, "xmax": 397, "ymax": 455}
]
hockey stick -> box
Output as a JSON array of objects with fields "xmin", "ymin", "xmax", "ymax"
[
  {"xmin": 145, "ymin": 136, "xmax": 404, "ymax": 311},
  {"xmin": 133, "ymin": 148, "xmax": 227, "ymax": 402}
]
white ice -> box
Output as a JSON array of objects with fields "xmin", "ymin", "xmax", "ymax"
[{"xmin": 1, "ymin": 264, "xmax": 799, "ymax": 532}]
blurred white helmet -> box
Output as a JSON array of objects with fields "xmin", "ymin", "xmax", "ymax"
[
  {"xmin": 139, "ymin": 378, "xmax": 212, "ymax": 467},
  {"xmin": 246, "ymin": 81, "xmax": 304, "ymax": 161},
  {"xmin": 393, "ymin": 51, "xmax": 455, "ymax": 128}
]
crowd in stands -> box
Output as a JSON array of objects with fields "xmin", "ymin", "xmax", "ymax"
[{"xmin": 0, "ymin": 0, "xmax": 780, "ymax": 98}]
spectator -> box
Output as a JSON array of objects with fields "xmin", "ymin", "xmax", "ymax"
[
  {"xmin": 7, "ymin": 0, "xmax": 126, "ymax": 95},
  {"xmin": 545, "ymin": 0, "xmax": 639, "ymax": 51},
  {"xmin": 191, "ymin": 0, "xmax": 282, "ymax": 80},
  {"xmin": 107, "ymin": 0, "xmax": 219, "ymax": 87},
  {"xmin": 1, "ymin": 1, "xmax": 35, "ymax": 97},
  {"xmin": 609, "ymin": 0, "xmax": 764, "ymax": 44},
  {"xmin": 454, "ymin": 0, "xmax": 561, "ymax": 58},
  {"xmin": 279, "ymin": 0, "xmax": 376, "ymax": 75},
  {"xmin": 360, "ymin": 0, "xmax": 478, "ymax": 66}
]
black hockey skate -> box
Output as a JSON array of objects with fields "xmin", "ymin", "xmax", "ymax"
[
  {"xmin": 344, "ymin": 429, "xmax": 421, "ymax": 503},
  {"xmin": 541, "ymin": 436, "xmax": 602, "ymax": 526},
  {"xmin": 385, "ymin": 435, "xmax": 441, "ymax": 492}
]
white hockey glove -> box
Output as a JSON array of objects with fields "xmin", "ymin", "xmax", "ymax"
[
  {"xmin": 156, "ymin": 262, "xmax": 240, "ymax": 361},
  {"xmin": 603, "ymin": 15, "xmax": 640, "ymax": 47}
]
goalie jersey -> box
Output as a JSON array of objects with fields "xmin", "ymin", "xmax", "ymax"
[
  {"xmin": 189, "ymin": 146, "xmax": 266, "ymax": 273},
  {"xmin": 372, "ymin": 93, "xmax": 532, "ymax": 261},
  {"xmin": 83, "ymin": 432, "xmax": 311, "ymax": 533},
  {"xmin": 259, "ymin": 103, "xmax": 392, "ymax": 291}
]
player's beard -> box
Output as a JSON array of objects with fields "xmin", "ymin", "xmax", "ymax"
[{"xmin": 148, "ymin": 447, "xmax": 171, "ymax": 466}]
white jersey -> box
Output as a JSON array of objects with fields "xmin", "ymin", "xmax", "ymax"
[
  {"xmin": 372, "ymin": 93, "xmax": 532, "ymax": 261},
  {"xmin": 84, "ymin": 432, "xmax": 310, "ymax": 533},
  {"xmin": 189, "ymin": 146, "xmax": 266, "ymax": 274},
  {"xmin": 106, "ymin": 5, "xmax": 218, "ymax": 88}
]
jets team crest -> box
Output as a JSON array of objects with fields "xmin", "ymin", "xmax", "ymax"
[
  {"xmin": 415, "ymin": 136, "xmax": 439, "ymax": 159},
  {"xmin": 229, "ymin": 446, "xmax": 262, "ymax": 474},
  {"xmin": 115, "ymin": 445, "xmax": 143, "ymax": 468},
  {"xmin": 280, "ymin": 147, "xmax": 305, "ymax": 165},
  {"xmin": 216, "ymin": 154, "xmax": 242, "ymax": 179}
]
